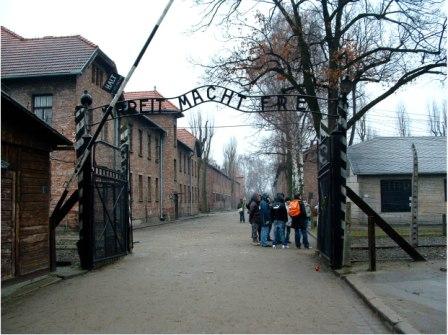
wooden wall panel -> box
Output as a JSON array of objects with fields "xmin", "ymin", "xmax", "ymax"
[{"xmin": 1, "ymin": 170, "xmax": 15, "ymax": 280}]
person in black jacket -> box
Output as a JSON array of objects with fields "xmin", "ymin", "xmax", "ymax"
[
  {"xmin": 270, "ymin": 193, "xmax": 288, "ymax": 249},
  {"xmin": 248, "ymin": 193, "xmax": 261, "ymax": 245},
  {"xmin": 259, "ymin": 194, "xmax": 272, "ymax": 247},
  {"xmin": 290, "ymin": 194, "xmax": 309, "ymax": 249}
]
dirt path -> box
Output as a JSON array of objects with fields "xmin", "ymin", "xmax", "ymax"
[{"xmin": 2, "ymin": 212, "xmax": 388, "ymax": 333}]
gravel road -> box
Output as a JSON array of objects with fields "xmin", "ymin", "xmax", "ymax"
[{"xmin": 2, "ymin": 212, "xmax": 389, "ymax": 333}]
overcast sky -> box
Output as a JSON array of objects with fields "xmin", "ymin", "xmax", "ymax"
[{"xmin": 1, "ymin": 0, "xmax": 445, "ymax": 165}]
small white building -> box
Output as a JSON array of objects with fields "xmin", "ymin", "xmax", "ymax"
[{"xmin": 347, "ymin": 137, "xmax": 446, "ymax": 226}]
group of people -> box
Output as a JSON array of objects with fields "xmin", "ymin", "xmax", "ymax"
[{"xmin": 237, "ymin": 193, "xmax": 312, "ymax": 249}]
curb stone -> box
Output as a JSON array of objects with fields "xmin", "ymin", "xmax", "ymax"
[{"xmin": 338, "ymin": 271, "xmax": 421, "ymax": 334}]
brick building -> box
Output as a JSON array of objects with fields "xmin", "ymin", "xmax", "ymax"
[
  {"xmin": 126, "ymin": 114, "xmax": 165, "ymax": 225},
  {"xmin": 123, "ymin": 90, "xmax": 185, "ymax": 223},
  {"xmin": 1, "ymin": 26, "xmax": 118, "ymax": 230},
  {"xmin": 205, "ymin": 163, "xmax": 241, "ymax": 211},
  {"xmin": 176, "ymin": 129, "xmax": 201, "ymax": 218}
]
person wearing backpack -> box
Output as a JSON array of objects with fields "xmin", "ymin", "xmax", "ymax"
[
  {"xmin": 259, "ymin": 193, "xmax": 272, "ymax": 247},
  {"xmin": 289, "ymin": 194, "xmax": 309, "ymax": 249},
  {"xmin": 248, "ymin": 193, "xmax": 262, "ymax": 245},
  {"xmin": 270, "ymin": 193, "xmax": 289, "ymax": 249}
]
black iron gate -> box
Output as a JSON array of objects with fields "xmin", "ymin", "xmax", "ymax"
[
  {"xmin": 78, "ymin": 140, "xmax": 131, "ymax": 269},
  {"xmin": 91, "ymin": 141, "xmax": 131, "ymax": 265},
  {"xmin": 317, "ymin": 132, "xmax": 345, "ymax": 268}
]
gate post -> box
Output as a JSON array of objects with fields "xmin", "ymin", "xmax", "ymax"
[
  {"xmin": 119, "ymin": 123, "xmax": 132, "ymax": 252},
  {"xmin": 329, "ymin": 92, "xmax": 348, "ymax": 269},
  {"xmin": 76, "ymin": 91, "xmax": 94, "ymax": 270}
]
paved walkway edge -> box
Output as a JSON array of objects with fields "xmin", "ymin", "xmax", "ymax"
[
  {"xmin": 338, "ymin": 272, "xmax": 420, "ymax": 334},
  {"xmin": 2, "ymin": 267, "xmax": 89, "ymax": 302}
]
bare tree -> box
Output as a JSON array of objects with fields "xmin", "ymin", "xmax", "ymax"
[
  {"xmin": 223, "ymin": 137, "xmax": 239, "ymax": 206},
  {"xmin": 366, "ymin": 124, "xmax": 377, "ymax": 141},
  {"xmin": 349, "ymin": 83, "xmax": 368, "ymax": 145},
  {"xmin": 356, "ymin": 114, "xmax": 376, "ymax": 142},
  {"xmin": 189, "ymin": 111, "xmax": 215, "ymax": 212},
  {"xmin": 357, "ymin": 114, "xmax": 367, "ymax": 142},
  {"xmin": 239, "ymin": 154, "xmax": 273, "ymax": 197},
  {"xmin": 195, "ymin": 0, "xmax": 446, "ymax": 132},
  {"xmin": 427, "ymin": 100, "xmax": 447, "ymax": 136},
  {"xmin": 396, "ymin": 103, "xmax": 411, "ymax": 137}
]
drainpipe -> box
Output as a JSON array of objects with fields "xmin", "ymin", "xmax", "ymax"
[{"xmin": 159, "ymin": 134, "xmax": 164, "ymax": 220}]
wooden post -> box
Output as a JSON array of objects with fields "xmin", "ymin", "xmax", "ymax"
[
  {"xmin": 368, "ymin": 216, "xmax": 376, "ymax": 271},
  {"xmin": 410, "ymin": 143, "xmax": 418, "ymax": 247}
]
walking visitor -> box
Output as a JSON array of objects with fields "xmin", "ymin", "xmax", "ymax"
[{"xmin": 237, "ymin": 198, "xmax": 245, "ymax": 223}]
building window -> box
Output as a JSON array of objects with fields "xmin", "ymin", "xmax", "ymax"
[
  {"xmin": 91, "ymin": 65, "xmax": 104, "ymax": 87},
  {"xmin": 155, "ymin": 178, "xmax": 159, "ymax": 202},
  {"xmin": 147, "ymin": 134, "xmax": 152, "ymax": 160},
  {"xmin": 174, "ymin": 159, "xmax": 177, "ymax": 181},
  {"xmin": 179, "ymin": 152, "xmax": 182, "ymax": 172},
  {"xmin": 33, "ymin": 95, "xmax": 53, "ymax": 125},
  {"xmin": 138, "ymin": 175, "xmax": 143, "ymax": 202},
  {"xmin": 148, "ymin": 176, "xmax": 152, "ymax": 202},
  {"xmin": 138, "ymin": 129, "xmax": 143, "ymax": 157},
  {"xmin": 380, "ymin": 179, "xmax": 411, "ymax": 213},
  {"xmin": 155, "ymin": 137, "xmax": 160, "ymax": 163}
]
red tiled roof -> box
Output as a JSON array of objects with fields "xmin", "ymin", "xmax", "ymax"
[
  {"xmin": 124, "ymin": 90, "xmax": 179, "ymax": 111},
  {"xmin": 177, "ymin": 128, "xmax": 198, "ymax": 151},
  {"xmin": 1, "ymin": 26, "xmax": 116, "ymax": 79}
]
